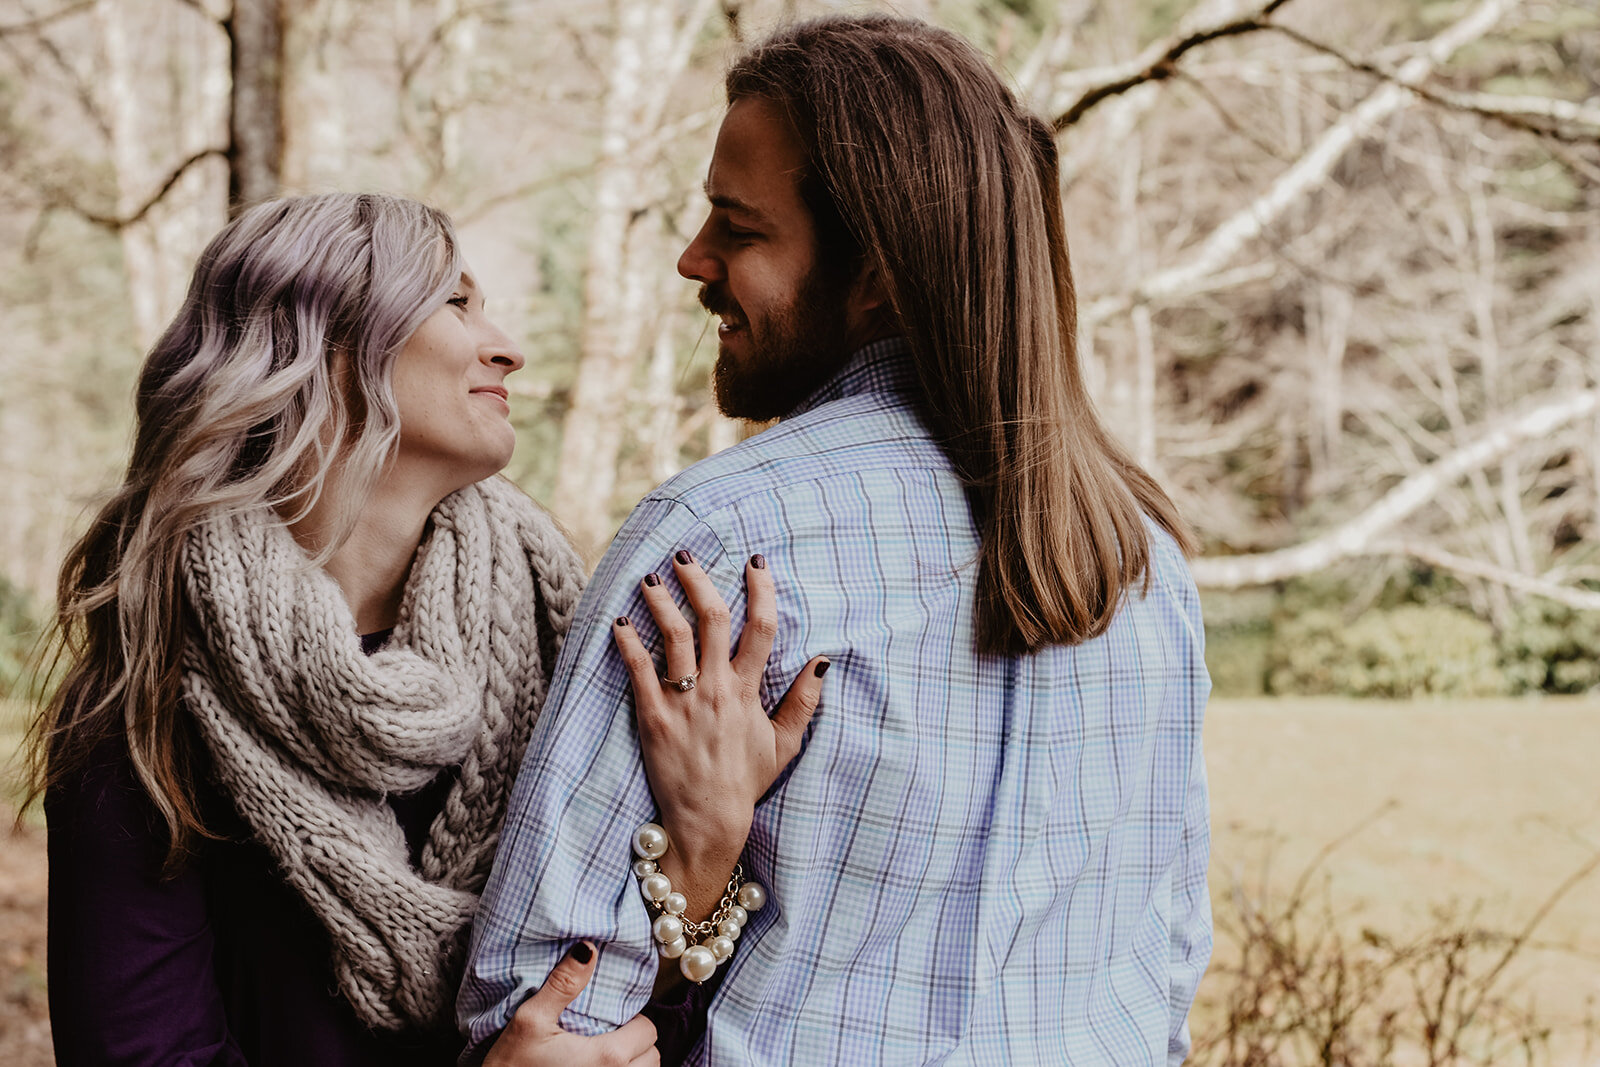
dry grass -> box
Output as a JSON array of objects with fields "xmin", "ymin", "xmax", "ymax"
[{"xmin": 1198, "ymin": 698, "xmax": 1600, "ymax": 1064}]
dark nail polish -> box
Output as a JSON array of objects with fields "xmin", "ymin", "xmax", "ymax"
[
  {"xmin": 568, "ymin": 941, "xmax": 593, "ymax": 964},
  {"xmin": 814, "ymin": 660, "xmax": 831, "ymax": 678},
  {"xmin": 751, "ymin": 553, "xmax": 766, "ymax": 569},
  {"xmin": 644, "ymin": 572, "xmax": 661, "ymax": 587},
  {"xmin": 615, "ymin": 616, "xmax": 630, "ymax": 627},
  {"xmin": 675, "ymin": 549, "xmax": 693, "ymax": 565}
]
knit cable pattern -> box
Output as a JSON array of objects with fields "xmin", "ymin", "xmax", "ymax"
[{"xmin": 181, "ymin": 476, "xmax": 586, "ymax": 1031}]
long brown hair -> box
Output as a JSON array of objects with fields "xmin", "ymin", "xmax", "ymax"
[
  {"xmin": 22, "ymin": 193, "xmax": 461, "ymax": 864},
  {"xmin": 727, "ymin": 16, "xmax": 1196, "ymax": 655}
]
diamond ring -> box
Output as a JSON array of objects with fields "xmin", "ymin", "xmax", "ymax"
[{"xmin": 662, "ymin": 672, "xmax": 698, "ymax": 693}]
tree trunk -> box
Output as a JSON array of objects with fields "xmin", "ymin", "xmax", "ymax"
[
  {"xmin": 96, "ymin": 0, "xmax": 229, "ymax": 349},
  {"xmin": 549, "ymin": 0, "xmax": 715, "ymax": 553},
  {"xmin": 281, "ymin": 0, "xmax": 349, "ymax": 190},
  {"xmin": 229, "ymin": 0, "xmax": 284, "ymax": 212}
]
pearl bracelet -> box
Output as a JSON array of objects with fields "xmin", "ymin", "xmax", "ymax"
[{"xmin": 632, "ymin": 822, "xmax": 767, "ymax": 984}]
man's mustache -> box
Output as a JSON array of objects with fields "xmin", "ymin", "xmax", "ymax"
[{"xmin": 699, "ymin": 284, "xmax": 741, "ymax": 320}]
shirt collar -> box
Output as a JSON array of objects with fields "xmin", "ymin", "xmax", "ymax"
[{"xmin": 785, "ymin": 335, "xmax": 917, "ymax": 420}]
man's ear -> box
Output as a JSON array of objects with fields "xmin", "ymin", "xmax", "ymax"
[{"xmin": 845, "ymin": 261, "xmax": 893, "ymax": 345}]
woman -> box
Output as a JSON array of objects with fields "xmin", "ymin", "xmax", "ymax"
[{"xmin": 27, "ymin": 193, "xmax": 813, "ymax": 1066}]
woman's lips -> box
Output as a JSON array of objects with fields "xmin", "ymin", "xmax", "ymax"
[{"xmin": 471, "ymin": 386, "xmax": 510, "ymax": 410}]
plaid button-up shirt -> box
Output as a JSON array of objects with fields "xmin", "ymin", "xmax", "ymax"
[{"xmin": 460, "ymin": 338, "xmax": 1213, "ymax": 1065}]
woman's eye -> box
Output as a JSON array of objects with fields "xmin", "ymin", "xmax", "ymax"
[{"xmin": 447, "ymin": 295, "xmax": 470, "ymax": 309}]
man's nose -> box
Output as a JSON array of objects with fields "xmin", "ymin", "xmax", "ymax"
[{"xmin": 677, "ymin": 222, "xmax": 723, "ymax": 283}]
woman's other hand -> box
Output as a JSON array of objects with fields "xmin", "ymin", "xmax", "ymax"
[
  {"xmin": 611, "ymin": 551, "xmax": 828, "ymax": 889},
  {"xmin": 482, "ymin": 942, "xmax": 659, "ymax": 1067}
]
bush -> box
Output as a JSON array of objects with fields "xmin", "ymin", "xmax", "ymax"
[
  {"xmin": 0, "ymin": 576, "xmax": 42, "ymax": 700},
  {"xmin": 1266, "ymin": 604, "xmax": 1507, "ymax": 698},
  {"xmin": 1205, "ymin": 625, "xmax": 1272, "ymax": 697},
  {"xmin": 1499, "ymin": 600, "xmax": 1600, "ymax": 695}
]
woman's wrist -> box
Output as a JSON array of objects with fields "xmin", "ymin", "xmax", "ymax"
[
  {"xmin": 655, "ymin": 838, "xmax": 744, "ymax": 923},
  {"xmin": 659, "ymin": 813, "xmax": 749, "ymax": 872},
  {"xmin": 632, "ymin": 822, "xmax": 766, "ymax": 985}
]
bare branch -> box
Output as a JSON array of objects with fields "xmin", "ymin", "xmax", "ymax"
[
  {"xmin": 168, "ymin": 0, "xmax": 227, "ymax": 24},
  {"xmin": 70, "ymin": 147, "xmax": 226, "ymax": 231},
  {"xmin": 1269, "ymin": 24, "xmax": 1600, "ymax": 144},
  {"xmin": 1174, "ymin": 69, "xmax": 1290, "ymax": 161},
  {"xmin": 1050, "ymin": 0, "xmax": 1300, "ymax": 132},
  {"xmin": 1368, "ymin": 541, "xmax": 1600, "ymax": 612},
  {"xmin": 1081, "ymin": 0, "xmax": 1520, "ymax": 332},
  {"xmin": 0, "ymin": 12, "xmax": 110, "ymax": 140},
  {"xmin": 1191, "ymin": 387, "xmax": 1599, "ymax": 588},
  {"xmin": 0, "ymin": 0, "xmax": 94, "ymax": 37}
]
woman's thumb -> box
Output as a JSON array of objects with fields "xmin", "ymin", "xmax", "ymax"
[{"xmin": 519, "ymin": 941, "xmax": 597, "ymax": 1030}]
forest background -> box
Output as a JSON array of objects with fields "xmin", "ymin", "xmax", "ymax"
[{"xmin": 0, "ymin": 0, "xmax": 1598, "ymax": 1062}]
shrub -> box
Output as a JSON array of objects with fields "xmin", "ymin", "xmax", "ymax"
[
  {"xmin": 1499, "ymin": 600, "xmax": 1600, "ymax": 695},
  {"xmin": 1205, "ymin": 626, "xmax": 1273, "ymax": 697},
  {"xmin": 0, "ymin": 576, "xmax": 42, "ymax": 701},
  {"xmin": 1266, "ymin": 604, "xmax": 1507, "ymax": 698}
]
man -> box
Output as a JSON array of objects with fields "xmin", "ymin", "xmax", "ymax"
[{"xmin": 462, "ymin": 15, "xmax": 1211, "ymax": 1064}]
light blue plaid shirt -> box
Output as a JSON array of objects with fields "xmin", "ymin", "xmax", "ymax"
[{"xmin": 460, "ymin": 337, "xmax": 1213, "ymax": 1064}]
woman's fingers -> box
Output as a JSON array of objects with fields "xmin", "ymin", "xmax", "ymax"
[
  {"xmin": 516, "ymin": 941, "xmax": 599, "ymax": 1034},
  {"xmin": 670, "ymin": 549, "xmax": 732, "ymax": 670},
  {"xmin": 612, "ymin": 617, "xmax": 663, "ymax": 720},
  {"xmin": 614, "ymin": 1016, "xmax": 661, "ymax": 1064},
  {"xmin": 771, "ymin": 656, "xmax": 830, "ymax": 769},
  {"xmin": 485, "ymin": 941, "xmax": 661, "ymax": 1067},
  {"xmin": 730, "ymin": 554, "xmax": 778, "ymax": 691},
  {"xmin": 639, "ymin": 567, "xmax": 698, "ymax": 683}
]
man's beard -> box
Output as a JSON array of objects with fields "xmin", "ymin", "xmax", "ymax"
[{"xmin": 700, "ymin": 266, "xmax": 853, "ymax": 422}]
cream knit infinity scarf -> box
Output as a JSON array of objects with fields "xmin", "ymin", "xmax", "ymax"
[{"xmin": 180, "ymin": 476, "xmax": 587, "ymax": 1032}]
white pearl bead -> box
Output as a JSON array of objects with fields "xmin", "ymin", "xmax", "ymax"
[
  {"xmin": 727, "ymin": 905, "xmax": 749, "ymax": 927},
  {"xmin": 652, "ymin": 914, "xmax": 685, "ymax": 944},
  {"xmin": 708, "ymin": 935, "xmax": 735, "ymax": 961},
  {"xmin": 717, "ymin": 918, "xmax": 741, "ymax": 941},
  {"xmin": 632, "ymin": 859, "xmax": 658, "ymax": 879},
  {"xmin": 659, "ymin": 936, "xmax": 687, "ymax": 959},
  {"xmin": 663, "ymin": 892, "xmax": 688, "ymax": 916},
  {"xmin": 632, "ymin": 823, "xmax": 670, "ymax": 860},
  {"xmin": 640, "ymin": 873, "xmax": 672, "ymax": 902},
  {"xmin": 679, "ymin": 944, "xmax": 717, "ymax": 983},
  {"xmin": 737, "ymin": 882, "xmax": 767, "ymax": 912}
]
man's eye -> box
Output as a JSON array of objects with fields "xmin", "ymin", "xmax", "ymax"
[{"xmin": 727, "ymin": 226, "xmax": 758, "ymax": 241}]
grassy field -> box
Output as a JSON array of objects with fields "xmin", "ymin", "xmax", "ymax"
[
  {"xmin": 1, "ymin": 697, "xmax": 1598, "ymax": 1063},
  {"xmin": 1196, "ymin": 697, "xmax": 1600, "ymax": 1062}
]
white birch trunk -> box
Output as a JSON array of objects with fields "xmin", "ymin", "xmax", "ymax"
[
  {"xmin": 282, "ymin": 0, "xmax": 350, "ymax": 190},
  {"xmin": 96, "ymin": 0, "xmax": 228, "ymax": 351},
  {"xmin": 549, "ymin": 0, "xmax": 714, "ymax": 552}
]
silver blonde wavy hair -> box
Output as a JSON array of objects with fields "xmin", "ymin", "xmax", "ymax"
[{"xmin": 27, "ymin": 192, "xmax": 463, "ymax": 861}]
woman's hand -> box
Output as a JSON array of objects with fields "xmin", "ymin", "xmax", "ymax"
[
  {"xmin": 611, "ymin": 550, "xmax": 828, "ymax": 913},
  {"xmin": 483, "ymin": 942, "xmax": 659, "ymax": 1067}
]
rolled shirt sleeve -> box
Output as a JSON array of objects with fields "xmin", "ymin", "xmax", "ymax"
[{"xmin": 458, "ymin": 496, "xmax": 747, "ymax": 1052}]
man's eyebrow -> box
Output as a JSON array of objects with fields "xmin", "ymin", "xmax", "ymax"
[{"xmin": 705, "ymin": 184, "xmax": 773, "ymax": 225}]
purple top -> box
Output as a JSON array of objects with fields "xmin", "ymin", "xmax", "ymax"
[{"xmin": 46, "ymin": 631, "xmax": 463, "ymax": 1067}]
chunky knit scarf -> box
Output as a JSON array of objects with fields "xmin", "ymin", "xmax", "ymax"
[{"xmin": 180, "ymin": 476, "xmax": 587, "ymax": 1032}]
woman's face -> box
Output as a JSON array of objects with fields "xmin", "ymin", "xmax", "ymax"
[{"xmin": 390, "ymin": 268, "xmax": 525, "ymax": 495}]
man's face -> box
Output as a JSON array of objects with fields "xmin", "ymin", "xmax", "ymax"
[{"xmin": 677, "ymin": 97, "xmax": 854, "ymax": 422}]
